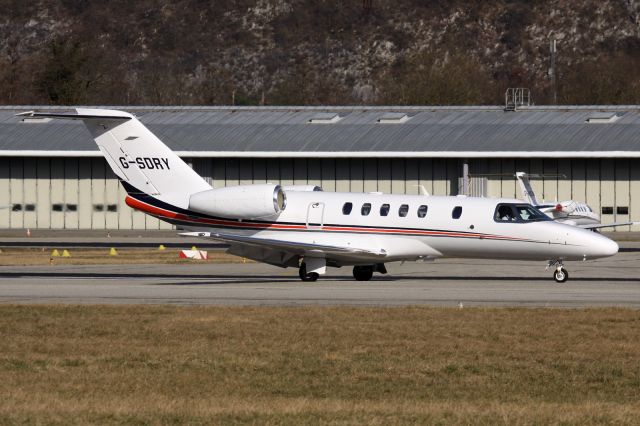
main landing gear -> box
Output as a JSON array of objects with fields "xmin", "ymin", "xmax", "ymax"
[
  {"xmin": 547, "ymin": 260, "xmax": 569, "ymax": 283},
  {"xmin": 352, "ymin": 263, "xmax": 387, "ymax": 281},
  {"xmin": 353, "ymin": 265, "xmax": 374, "ymax": 281},
  {"xmin": 298, "ymin": 262, "xmax": 319, "ymax": 282},
  {"xmin": 298, "ymin": 261, "xmax": 388, "ymax": 282}
]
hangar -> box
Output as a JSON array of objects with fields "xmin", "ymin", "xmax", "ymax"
[{"xmin": 1, "ymin": 105, "xmax": 639, "ymax": 231}]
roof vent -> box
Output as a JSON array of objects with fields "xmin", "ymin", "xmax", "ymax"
[
  {"xmin": 377, "ymin": 113, "xmax": 410, "ymax": 124},
  {"xmin": 308, "ymin": 113, "xmax": 342, "ymax": 124},
  {"xmin": 20, "ymin": 117, "xmax": 52, "ymax": 124},
  {"xmin": 585, "ymin": 112, "xmax": 622, "ymax": 124}
]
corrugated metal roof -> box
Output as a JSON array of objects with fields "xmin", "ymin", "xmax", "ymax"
[{"xmin": 2, "ymin": 106, "xmax": 640, "ymax": 157}]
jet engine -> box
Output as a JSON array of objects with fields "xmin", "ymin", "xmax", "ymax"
[{"xmin": 188, "ymin": 184, "xmax": 287, "ymax": 219}]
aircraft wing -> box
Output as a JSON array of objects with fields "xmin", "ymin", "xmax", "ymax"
[
  {"xmin": 179, "ymin": 231, "xmax": 388, "ymax": 258},
  {"xmin": 580, "ymin": 221, "xmax": 639, "ymax": 230}
]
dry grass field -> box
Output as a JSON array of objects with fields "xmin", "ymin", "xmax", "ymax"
[
  {"xmin": 1, "ymin": 306, "xmax": 639, "ymax": 425},
  {"xmin": 0, "ymin": 248, "xmax": 246, "ymax": 266}
]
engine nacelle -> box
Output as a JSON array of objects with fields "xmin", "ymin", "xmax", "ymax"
[{"xmin": 188, "ymin": 184, "xmax": 286, "ymax": 219}]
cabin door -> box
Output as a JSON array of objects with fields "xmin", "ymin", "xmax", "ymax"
[{"xmin": 306, "ymin": 202, "xmax": 325, "ymax": 229}]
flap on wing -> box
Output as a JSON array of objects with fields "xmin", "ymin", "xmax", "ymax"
[
  {"xmin": 180, "ymin": 231, "xmax": 387, "ymax": 258},
  {"xmin": 581, "ymin": 221, "xmax": 638, "ymax": 230}
]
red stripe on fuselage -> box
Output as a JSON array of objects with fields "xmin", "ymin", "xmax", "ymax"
[
  {"xmin": 124, "ymin": 195, "xmax": 529, "ymax": 242},
  {"xmin": 125, "ymin": 196, "xmax": 306, "ymax": 230}
]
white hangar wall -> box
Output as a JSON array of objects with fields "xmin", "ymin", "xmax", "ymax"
[{"xmin": 0, "ymin": 156, "xmax": 638, "ymax": 231}]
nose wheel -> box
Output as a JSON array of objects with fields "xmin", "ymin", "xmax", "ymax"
[
  {"xmin": 548, "ymin": 260, "xmax": 569, "ymax": 283},
  {"xmin": 553, "ymin": 267, "xmax": 569, "ymax": 283}
]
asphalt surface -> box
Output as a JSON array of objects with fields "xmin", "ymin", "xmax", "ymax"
[{"xmin": 1, "ymin": 251, "xmax": 639, "ymax": 307}]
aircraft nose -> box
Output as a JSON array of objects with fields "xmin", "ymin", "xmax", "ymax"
[{"xmin": 590, "ymin": 234, "xmax": 618, "ymax": 258}]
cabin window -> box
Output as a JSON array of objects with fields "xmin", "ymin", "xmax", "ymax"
[
  {"xmin": 11, "ymin": 204, "xmax": 22, "ymax": 212},
  {"xmin": 617, "ymin": 206, "xmax": 629, "ymax": 215},
  {"xmin": 342, "ymin": 202, "xmax": 353, "ymax": 215},
  {"xmin": 417, "ymin": 205, "xmax": 428, "ymax": 218},
  {"xmin": 107, "ymin": 204, "xmax": 118, "ymax": 212},
  {"xmin": 398, "ymin": 204, "xmax": 409, "ymax": 217},
  {"xmin": 380, "ymin": 204, "xmax": 390, "ymax": 216},
  {"xmin": 452, "ymin": 206, "xmax": 462, "ymax": 219},
  {"xmin": 601, "ymin": 206, "xmax": 613, "ymax": 215},
  {"xmin": 25, "ymin": 204, "xmax": 35, "ymax": 212},
  {"xmin": 52, "ymin": 204, "xmax": 64, "ymax": 212},
  {"xmin": 361, "ymin": 203, "xmax": 371, "ymax": 216}
]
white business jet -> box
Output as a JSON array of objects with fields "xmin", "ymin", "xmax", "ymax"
[
  {"xmin": 516, "ymin": 172, "xmax": 636, "ymax": 229},
  {"xmin": 18, "ymin": 109, "xmax": 619, "ymax": 283}
]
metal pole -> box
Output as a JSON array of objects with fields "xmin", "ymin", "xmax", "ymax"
[{"xmin": 462, "ymin": 160, "xmax": 469, "ymax": 196}]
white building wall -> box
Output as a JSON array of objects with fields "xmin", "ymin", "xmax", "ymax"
[{"xmin": 0, "ymin": 156, "xmax": 638, "ymax": 232}]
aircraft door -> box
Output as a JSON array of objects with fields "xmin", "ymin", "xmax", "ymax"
[{"xmin": 306, "ymin": 202, "xmax": 325, "ymax": 229}]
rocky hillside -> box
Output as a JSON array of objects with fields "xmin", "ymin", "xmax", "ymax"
[{"xmin": 2, "ymin": 0, "xmax": 640, "ymax": 105}]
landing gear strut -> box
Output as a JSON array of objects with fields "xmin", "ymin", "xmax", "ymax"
[
  {"xmin": 299, "ymin": 262, "xmax": 319, "ymax": 282},
  {"xmin": 548, "ymin": 260, "xmax": 569, "ymax": 283}
]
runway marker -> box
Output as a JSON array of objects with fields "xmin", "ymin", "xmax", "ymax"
[
  {"xmin": 51, "ymin": 249, "xmax": 60, "ymax": 257},
  {"xmin": 62, "ymin": 249, "xmax": 71, "ymax": 258},
  {"xmin": 109, "ymin": 247, "xmax": 118, "ymax": 256},
  {"xmin": 158, "ymin": 244, "xmax": 166, "ymax": 251}
]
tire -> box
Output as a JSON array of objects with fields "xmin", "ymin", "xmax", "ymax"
[
  {"xmin": 353, "ymin": 265, "xmax": 374, "ymax": 281},
  {"xmin": 299, "ymin": 263, "xmax": 319, "ymax": 282},
  {"xmin": 553, "ymin": 267, "xmax": 569, "ymax": 283}
]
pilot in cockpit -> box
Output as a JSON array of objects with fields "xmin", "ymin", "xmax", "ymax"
[{"xmin": 496, "ymin": 205, "xmax": 516, "ymax": 221}]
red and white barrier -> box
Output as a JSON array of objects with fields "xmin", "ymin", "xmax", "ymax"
[{"xmin": 179, "ymin": 250, "xmax": 208, "ymax": 260}]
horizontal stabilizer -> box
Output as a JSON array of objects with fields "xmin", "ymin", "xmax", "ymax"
[{"xmin": 581, "ymin": 221, "xmax": 639, "ymax": 230}]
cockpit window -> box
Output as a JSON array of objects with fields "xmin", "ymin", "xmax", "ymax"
[
  {"xmin": 495, "ymin": 204, "xmax": 517, "ymax": 222},
  {"xmin": 494, "ymin": 203, "xmax": 550, "ymax": 223}
]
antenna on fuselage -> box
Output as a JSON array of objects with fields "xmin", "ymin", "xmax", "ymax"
[{"xmin": 411, "ymin": 185, "xmax": 430, "ymax": 196}]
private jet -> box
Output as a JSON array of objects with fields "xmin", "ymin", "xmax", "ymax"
[
  {"xmin": 18, "ymin": 109, "xmax": 619, "ymax": 283},
  {"xmin": 516, "ymin": 172, "xmax": 636, "ymax": 230}
]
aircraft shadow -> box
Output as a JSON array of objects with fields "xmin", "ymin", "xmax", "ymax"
[{"xmin": 0, "ymin": 272, "xmax": 638, "ymax": 284}]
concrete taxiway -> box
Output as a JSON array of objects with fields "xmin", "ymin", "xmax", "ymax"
[{"xmin": 0, "ymin": 250, "xmax": 639, "ymax": 307}]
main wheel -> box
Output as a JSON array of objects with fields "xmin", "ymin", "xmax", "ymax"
[
  {"xmin": 353, "ymin": 265, "xmax": 374, "ymax": 281},
  {"xmin": 299, "ymin": 263, "xmax": 319, "ymax": 282},
  {"xmin": 553, "ymin": 267, "xmax": 569, "ymax": 283}
]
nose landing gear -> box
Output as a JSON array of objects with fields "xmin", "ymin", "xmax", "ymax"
[{"xmin": 547, "ymin": 260, "xmax": 569, "ymax": 283}]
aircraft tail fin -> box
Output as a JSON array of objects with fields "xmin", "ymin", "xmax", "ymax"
[
  {"xmin": 17, "ymin": 109, "xmax": 211, "ymax": 208},
  {"xmin": 515, "ymin": 172, "xmax": 539, "ymax": 205}
]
